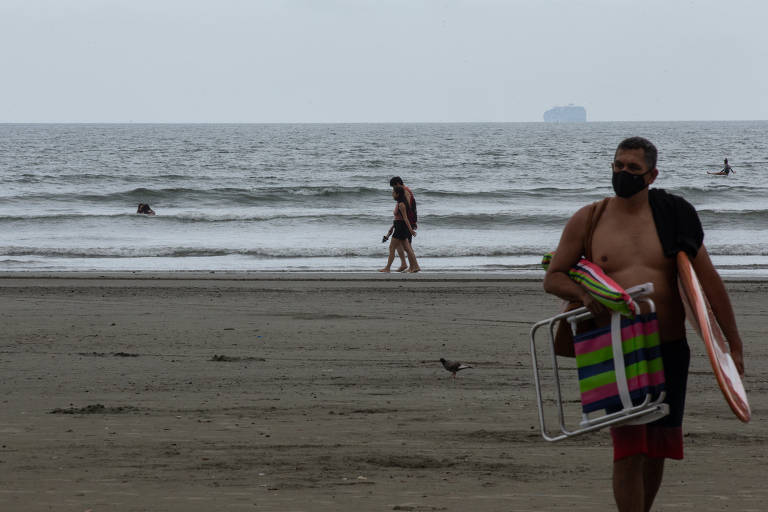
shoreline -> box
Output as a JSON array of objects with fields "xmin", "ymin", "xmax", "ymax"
[
  {"xmin": 1, "ymin": 269, "xmax": 767, "ymax": 283},
  {"xmin": 0, "ymin": 270, "xmax": 542, "ymax": 281}
]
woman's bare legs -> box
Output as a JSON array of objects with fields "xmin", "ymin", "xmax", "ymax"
[
  {"xmin": 396, "ymin": 245, "xmax": 407, "ymax": 272},
  {"xmin": 379, "ymin": 238, "xmax": 401, "ymax": 272}
]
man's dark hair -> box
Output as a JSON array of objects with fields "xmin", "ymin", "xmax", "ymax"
[
  {"xmin": 389, "ymin": 176, "xmax": 404, "ymax": 187},
  {"xmin": 615, "ymin": 137, "xmax": 657, "ymax": 171}
]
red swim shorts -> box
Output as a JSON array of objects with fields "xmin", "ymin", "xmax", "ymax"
[
  {"xmin": 610, "ymin": 424, "xmax": 683, "ymax": 461},
  {"xmin": 611, "ymin": 338, "xmax": 690, "ymax": 461}
]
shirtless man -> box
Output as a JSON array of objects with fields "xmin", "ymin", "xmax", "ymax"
[{"xmin": 543, "ymin": 137, "xmax": 744, "ymax": 512}]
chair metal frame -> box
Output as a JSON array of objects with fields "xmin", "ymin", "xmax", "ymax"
[{"xmin": 530, "ymin": 283, "xmax": 669, "ymax": 442}]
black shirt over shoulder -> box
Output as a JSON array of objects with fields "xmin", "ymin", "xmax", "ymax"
[{"xmin": 648, "ymin": 188, "xmax": 704, "ymax": 260}]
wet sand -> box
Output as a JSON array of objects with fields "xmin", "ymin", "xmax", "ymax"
[{"xmin": 1, "ymin": 273, "xmax": 766, "ymax": 511}]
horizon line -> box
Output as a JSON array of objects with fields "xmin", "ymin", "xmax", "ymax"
[{"xmin": 2, "ymin": 119, "xmax": 767, "ymax": 125}]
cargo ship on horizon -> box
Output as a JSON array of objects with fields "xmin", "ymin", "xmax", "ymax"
[{"xmin": 543, "ymin": 104, "xmax": 587, "ymax": 123}]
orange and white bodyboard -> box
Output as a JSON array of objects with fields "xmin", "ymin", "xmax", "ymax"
[{"xmin": 677, "ymin": 252, "xmax": 750, "ymax": 422}]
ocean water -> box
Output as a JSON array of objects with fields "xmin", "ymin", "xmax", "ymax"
[{"xmin": 1, "ymin": 122, "xmax": 767, "ymax": 275}]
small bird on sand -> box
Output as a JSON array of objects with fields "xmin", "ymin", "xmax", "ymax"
[{"xmin": 440, "ymin": 357, "xmax": 472, "ymax": 378}]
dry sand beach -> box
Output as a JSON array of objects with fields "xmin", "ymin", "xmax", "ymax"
[{"xmin": 1, "ymin": 274, "xmax": 766, "ymax": 512}]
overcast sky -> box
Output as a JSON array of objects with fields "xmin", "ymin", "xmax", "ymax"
[{"xmin": 2, "ymin": 0, "xmax": 766, "ymax": 123}]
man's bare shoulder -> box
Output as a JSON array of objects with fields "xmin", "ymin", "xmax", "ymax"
[
  {"xmin": 563, "ymin": 200, "xmax": 603, "ymax": 233},
  {"xmin": 549, "ymin": 200, "xmax": 607, "ymax": 271}
]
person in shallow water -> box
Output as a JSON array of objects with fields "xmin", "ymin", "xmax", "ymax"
[
  {"xmin": 543, "ymin": 136, "xmax": 744, "ymax": 512},
  {"xmin": 707, "ymin": 158, "xmax": 734, "ymax": 175},
  {"xmin": 136, "ymin": 203, "xmax": 155, "ymax": 215}
]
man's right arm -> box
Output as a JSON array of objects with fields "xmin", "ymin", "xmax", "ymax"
[
  {"xmin": 543, "ymin": 205, "xmax": 604, "ymax": 315},
  {"xmin": 693, "ymin": 245, "xmax": 745, "ymax": 374}
]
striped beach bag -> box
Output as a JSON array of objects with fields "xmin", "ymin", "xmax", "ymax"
[{"xmin": 574, "ymin": 312, "xmax": 666, "ymax": 415}]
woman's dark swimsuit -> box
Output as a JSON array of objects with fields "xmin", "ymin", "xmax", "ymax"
[
  {"xmin": 392, "ymin": 200, "xmax": 413, "ymax": 242},
  {"xmin": 392, "ymin": 220, "xmax": 411, "ymax": 241}
]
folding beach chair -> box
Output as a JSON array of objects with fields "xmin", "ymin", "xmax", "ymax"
[{"xmin": 530, "ymin": 283, "xmax": 669, "ymax": 442}]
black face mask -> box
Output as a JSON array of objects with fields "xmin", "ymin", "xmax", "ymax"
[{"xmin": 612, "ymin": 170, "xmax": 650, "ymax": 198}]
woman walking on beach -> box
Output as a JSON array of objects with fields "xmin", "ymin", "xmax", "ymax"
[{"xmin": 380, "ymin": 187, "xmax": 420, "ymax": 273}]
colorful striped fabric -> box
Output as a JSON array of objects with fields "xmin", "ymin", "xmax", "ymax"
[
  {"xmin": 541, "ymin": 252, "xmax": 639, "ymax": 317},
  {"xmin": 574, "ymin": 313, "xmax": 666, "ymax": 413}
]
